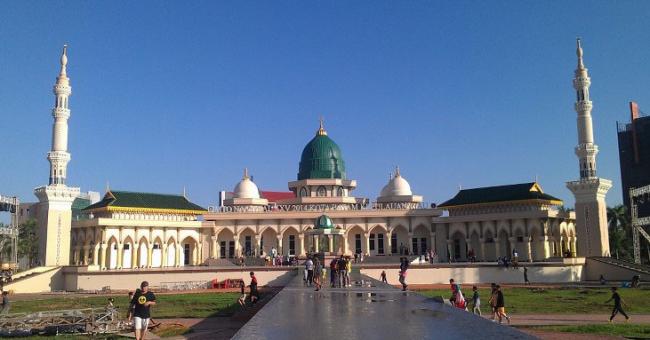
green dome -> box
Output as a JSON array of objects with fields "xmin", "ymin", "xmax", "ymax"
[
  {"xmin": 315, "ymin": 214, "xmax": 334, "ymax": 229},
  {"xmin": 298, "ymin": 125, "xmax": 346, "ymax": 180}
]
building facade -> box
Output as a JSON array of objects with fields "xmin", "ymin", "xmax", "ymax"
[{"xmin": 617, "ymin": 101, "xmax": 650, "ymax": 216}]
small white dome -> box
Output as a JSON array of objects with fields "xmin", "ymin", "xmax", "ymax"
[
  {"xmin": 380, "ymin": 168, "xmax": 413, "ymax": 197},
  {"xmin": 233, "ymin": 169, "xmax": 261, "ymax": 199}
]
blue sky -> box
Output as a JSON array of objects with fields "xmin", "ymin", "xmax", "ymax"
[{"xmin": 1, "ymin": 1, "xmax": 649, "ymax": 210}]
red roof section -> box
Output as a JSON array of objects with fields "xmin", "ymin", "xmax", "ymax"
[{"xmin": 260, "ymin": 191, "xmax": 295, "ymax": 202}]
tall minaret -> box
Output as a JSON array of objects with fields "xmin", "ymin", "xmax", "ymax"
[
  {"xmin": 34, "ymin": 45, "xmax": 80, "ymax": 267},
  {"xmin": 566, "ymin": 38, "xmax": 612, "ymax": 258},
  {"xmin": 48, "ymin": 45, "xmax": 72, "ymax": 185}
]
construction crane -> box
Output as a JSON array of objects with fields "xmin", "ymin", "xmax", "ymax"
[{"xmin": 630, "ymin": 185, "xmax": 650, "ymax": 264}]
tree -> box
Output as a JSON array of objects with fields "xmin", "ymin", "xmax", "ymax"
[
  {"xmin": 607, "ymin": 205, "xmax": 633, "ymax": 261},
  {"xmin": 18, "ymin": 219, "xmax": 39, "ymax": 268}
]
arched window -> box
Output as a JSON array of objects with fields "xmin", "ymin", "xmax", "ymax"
[
  {"xmin": 336, "ymin": 186, "xmax": 344, "ymax": 197},
  {"xmin": 299, "ymin": 187, "xmax": 308, "ymax": 197},
  {"xmin": 317, "ymin": 186, "xmax": 327, "ymax": 197}
]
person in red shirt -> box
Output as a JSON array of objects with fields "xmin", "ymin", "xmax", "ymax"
[{"xmin": 249, "ymin": 272, "xmax": 259, "ymax": 304}]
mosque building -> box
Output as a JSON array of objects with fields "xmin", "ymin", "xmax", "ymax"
[{"xmin": 41, "ymin": 39, "xmax": 613, "ymax": 271}]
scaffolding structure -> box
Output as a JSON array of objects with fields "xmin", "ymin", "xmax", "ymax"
[
  {"xmin": 630, "ymin": 185, "xmax": 650, "ymax": 264},
  {"xmin": 0, "ymin": 195, "xmax": 19, "ymax": 275}
]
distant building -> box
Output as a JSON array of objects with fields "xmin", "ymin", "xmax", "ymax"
[{"xmin": 617, "ymin": 101, "xmax": 650, "ymax": 216}]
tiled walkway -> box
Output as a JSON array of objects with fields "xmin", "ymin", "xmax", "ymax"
[{"xmin": 232, "ymin": 269, "xmax": 533, "ymax": 339}]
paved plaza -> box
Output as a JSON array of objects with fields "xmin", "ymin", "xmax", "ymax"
[{"xmin": 232, "ymin": 270, "xmax": 532, "ymax": 340}]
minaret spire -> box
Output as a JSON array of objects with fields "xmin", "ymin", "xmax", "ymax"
[
  {"xmin": 576, "ymin": 38, "xmax": 584, "ymax": 70},
  {"xmin": 572, "ymin": 38, "xmax": 597, "ymax": 179},
  {"xmin": 48, "ymin": 44, "xmax": 73, "ymax": 185},
  {"xmin": 59, "ymin": 44, "xmax": 68, "ymax": 76}
]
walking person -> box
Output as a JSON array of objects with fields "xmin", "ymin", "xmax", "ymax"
[
  {"xmin": 305, "ymin": 257, "xmax": 314, "ymax": 286},
  {"xmin": 523, "ymin": 267, "xmax": 530, "ymax": 285},
  {"xmin": 345, "ymin": 257, "xmax": 352, "ymax": 287},
  {"xmin": 606, "ymin": 287, "xmax": 630, "ymax": 323},
  {"xmin": 130, "ymin": 281, "xmax": 156, "ymax": 340},
  {"xmin": 314, "ymin": 257, "xmax": 322, "ymax": 291},
  {"xmin": 495, "ymin": 285, "xmax": 510, "ymax": 324},
  {"xmin": 380, "ymin": 270, "xmax": 388, "ymax": 284},
  {"xmin": 238, "ymin": 280, "xmax": 247, "ymax": 308},
  {"xmin": 329, "ymin": 258, "xmax": 338, "ymax": 288},
  {"xmin": 1, "ymin": 291, "xmax": 10, "ymax": 315},
  {"xmin": 249, "ymin": 271, "xmax": 259, "ymax": 304},
  {"xmin": 399, "ymin": 257, "xmax": 409, "ymax": 291},
  {"xmin": 488, "ymin": 283, "xmax": 498, "ymax": 321},
  {"xmin": 471, "ymin": 286, "xmax": 482, "ymax": 316},
  {"xmin": 337, "ymin": 256, "xmax": 347, "ymax": 288}
]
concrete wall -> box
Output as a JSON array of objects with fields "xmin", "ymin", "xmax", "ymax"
[
  {"xmin": 361, "ymin": 263, "xmax": 584, "ymax": 284},
  {"xmin": 583, "ymin": 258, "xmax": 648, "ymax": 281},
  {"xmin": 63, "ymin": 267, "xmax": 295, "ymax": 291},
  {"xmin": 4, "ymin": 267, "xmax": 64, "ymax": 293}
]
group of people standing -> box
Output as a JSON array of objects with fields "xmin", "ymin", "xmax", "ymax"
[
  {"xmin": 304, "ymin": 255, "xmax": 352, "ymax": 290},
  {"xmin": 449, "ymin": 279, "xmax": 510, "ymax": 324}
]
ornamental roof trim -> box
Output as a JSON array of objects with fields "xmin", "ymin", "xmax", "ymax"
[
  {"xmin": 438, "ymin": 182, "xmax": 563, "ymax": 208},
  {"xmin": 83, "ymin": 190, "xmax": 207, "ymax": 214}
]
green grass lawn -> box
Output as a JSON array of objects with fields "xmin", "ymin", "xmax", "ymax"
[
  {"xmin": 418, "ymin": 287, "xmax": 650, "ymax": 314},
  {"xmin": 532, "ymin": 323, "xmax": 650, "ymax": 338},
  {"xmin": 10, "ymin": 292, "xmax": 241, "ymax": 318}
]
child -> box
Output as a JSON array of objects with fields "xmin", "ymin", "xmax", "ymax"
[
  {"xmin": 606, "ymin": 287, "xmax": 630, "ymax": 322},
  {"xmin": 380, "ymin": 270, "xmax": 388, "ymax": 284},
  {"xmin": 126, "ymin": 291, "xmax": 135, "ymax": 321},
  {"xmin": 106, "ymin": 297, "xmax": 115, "ymax": 309},
  {"xmin": 471, "ymin": 286, "xmax": 481, "ymax": 316},
  {"xmin": 238, "ymin": 280, "xmax": 247, "ymax": 308}
]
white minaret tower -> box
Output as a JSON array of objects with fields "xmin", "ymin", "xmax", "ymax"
[
  {"xmin": 34, "ymin": 45, "xmax": 80, "ymax": 267},
  {"xmin": 48, "ymin": 44, "xmax": 72, "ymax": 185},
  {"xmin": 566, "ymin": 38, "xmax": 612, "ymax": 258}
]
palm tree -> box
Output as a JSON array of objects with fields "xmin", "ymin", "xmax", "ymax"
[{"xmin": 607, "ymin": 205, "xmax": 631, "ymax": 260}]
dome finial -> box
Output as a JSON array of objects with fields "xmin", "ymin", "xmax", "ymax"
[
  {"xmin": 317, "ymin": 116, "xmax": 328, "ymax": 136},
  {"xmin": 395, "ymin": 165, "xmax": 401, "ymax": 177},
  {"xmin": 243, "ymin": 167, "xmax": 250, "ymax": 179}
]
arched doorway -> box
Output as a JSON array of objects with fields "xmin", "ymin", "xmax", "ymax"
[
  {"xmin": 122, "ymin": 237, "xmax": 134, "ymax": 269},
  {"xmin": 166, "ymin": 238, "xmax": 176, "ymax": 267},
  {"xmin": 412, "ymin": 225, "xmax": 429, "ymax": 256},
  {"xmin": 368, "ymin": 225, "xmax": 387, "ymax": 256},
  {"xmin": 391, "ymin": 225, "xmax": 409, "ymax": 255},
  {"xmin": 346, "ymin": 225, "xmax": 365, "ymax": 255},
  {"xmin": 217, "ymin": 229, "xmax": 235, "ymax": 259},
  {"xmin": 469, "ymin": 231, "xmax": 480, "ymax": 261},
  {"xmin": 261, "ymin": 227, "xmax": 278, "ymax": 256},
  {"xmin": 138, "ymin": 237, "xmax": 148, "ymax": 268},
  {"xmin": 484, "ymin": 230, "xmax": 496, "ymax": 261},
  {"xmin": 498, "ymin": 229, "xmax": 510, "ymax": 259},
  {"xmin": 181, "ymin": 236, "xmax": 198, "ymax": 266},
  {"xmin": 450, "ymin": 231, "xmax": 467, "ymax": 261},
  {"xmin": 107, "ymin": 237, "xmax": 118, "ymax": 269},
  {"xmin": 282, "ymin": 227, "xmax": 300, "ymax": 256},
  {"xmin": 151, "ymin": 237, "xmax": 163, "ymax": 268},
  {"xmin": 239, "ymin": 228, "xmax": 256, "ymax": 257}
]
